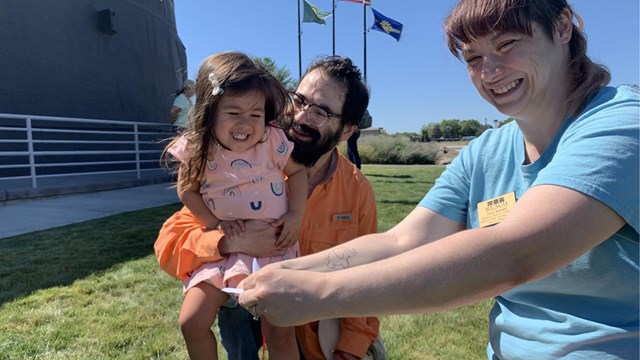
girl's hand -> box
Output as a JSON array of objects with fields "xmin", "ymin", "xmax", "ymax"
[
  {"xmin": 218, "ymin": 220, "xmax": 245, "ymax": 240},
  {"xmin": 274, "ymin": 211, "xmax": 303, "ymax": 248}
]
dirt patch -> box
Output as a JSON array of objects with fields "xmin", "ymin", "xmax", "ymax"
[{"xmin": 435, "ymin": 143, "xmax": 465, "ymax": 165}]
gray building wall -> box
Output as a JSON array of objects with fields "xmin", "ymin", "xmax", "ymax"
[{"xmin": 0, "ymin": 0, "xmax": 187, "ymax": 123}]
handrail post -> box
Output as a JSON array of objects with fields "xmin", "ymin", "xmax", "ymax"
[
  {"xmin": 26, "ymin": 117, "xmax": 37, "ymax": 188},
  {"xmin": 134, "ymin": 124, "xmax": 141, "ymax": 179}
]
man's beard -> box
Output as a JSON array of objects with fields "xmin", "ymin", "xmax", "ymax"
[{"xmin": 287, "ymin": 122, "xmax": 343, "ymax": 167}]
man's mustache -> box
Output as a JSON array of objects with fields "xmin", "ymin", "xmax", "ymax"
[{"xmin": 285, "ymin": 120, "xmax": 320, "ymax": 143}]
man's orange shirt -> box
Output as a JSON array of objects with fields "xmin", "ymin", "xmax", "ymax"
[{"xmin": 295, "ymin": 152, "xmax": 379, "ymax": 359}]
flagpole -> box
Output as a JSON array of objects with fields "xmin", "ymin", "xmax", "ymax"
[
  {"xmin": 332, "ymin": 0, "xmax": 335, "ymax": 56},
  {"xmin": 297, "ymin": 0, "xmax": 302, "ymax": 79},
  {"xmin": 363, "ymin": 1, "xmax": 367, "ymax": 80}
]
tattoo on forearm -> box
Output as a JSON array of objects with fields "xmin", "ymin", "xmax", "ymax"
[{"xmin": 325, "ymin": 247, "xmax": 357, "ymax": 270}]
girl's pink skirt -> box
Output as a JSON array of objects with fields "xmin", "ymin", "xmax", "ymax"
[{"xmin": 182, "ymin": 245, "xmax": 299, "ymax": 293}]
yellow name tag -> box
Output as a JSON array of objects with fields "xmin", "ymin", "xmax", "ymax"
[{"xmin": 477, "ymin": 192, "xmax": 516, "ymax": 228}]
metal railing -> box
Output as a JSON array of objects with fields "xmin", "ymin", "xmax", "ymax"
[{"xmin": 0, "ymin": 113, "xmax": 174, "ymax": 189}]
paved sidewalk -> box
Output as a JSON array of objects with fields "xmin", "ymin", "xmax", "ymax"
[{"xmin": 0, "ymin": 182, "xmax": 179, "ymax": 239}]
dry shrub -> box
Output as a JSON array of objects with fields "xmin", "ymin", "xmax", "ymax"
[{"xmin": 341, "ymin": 135, "xmax": 440, "ymax": 164}]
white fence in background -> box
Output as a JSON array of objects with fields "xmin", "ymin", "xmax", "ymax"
[{"xmin": 0, "ymin": 113, "xmax": 174, "ymax": 189}]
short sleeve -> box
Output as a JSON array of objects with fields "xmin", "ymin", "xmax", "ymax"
[
  {"xmin": 168, "ymin": 136, "xmax": 189, "ymax": 164},
  {"xmin": 266, "ymin": 126, "xmax": 294, "ymax": 170},
  {"xmin": 419, "ymin": 151, "xmax": 472, "ymax": 224},
  {"xmin": 172, "ymin": 94, "xmax": 190, "ymax": 109}
]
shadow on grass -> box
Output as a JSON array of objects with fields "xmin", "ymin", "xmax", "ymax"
[{"xmin": 0, "ymin": 203, "xmax": 182, "ymax": 305}]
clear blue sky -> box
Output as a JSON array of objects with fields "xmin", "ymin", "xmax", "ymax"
[{"xmin": 174, "ymin": 0, "xmax": 639, "ymax": 134}]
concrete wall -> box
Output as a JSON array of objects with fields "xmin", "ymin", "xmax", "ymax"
[{"xmin": 0, "ymin": 0, "xmax": 187, "ymax": 123}]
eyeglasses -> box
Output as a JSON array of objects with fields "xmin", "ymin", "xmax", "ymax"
[{"xmin": 289, "ymin": 92, "xmax": 341, "ymax": 127}]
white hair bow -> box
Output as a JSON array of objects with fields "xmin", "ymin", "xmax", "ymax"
[{"xmin": 208, "ymin": 72, "xmax": 224, "ymax": 96}]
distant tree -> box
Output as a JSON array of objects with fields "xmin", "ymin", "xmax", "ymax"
[
  {"xmin": 420, "ymin": 125, "xmax": 431, "ymax": 142},
  {"xmin": 427, "ymin": 123, "xmax": 442, "ymax": 140},
  {"xmin": 396, "ymin": 132, "xmax": 419, "ymax": 140},
  {"xmin": 460, "ymin": 119, "xmax": 482, "ymax": 137},
  {"xmin": 254, "ymin": 57, "xmax": 297, "ymax": 90},
  {"xmin": 439, "ymin": 119, "xmax": 462, "ymax": 138}
]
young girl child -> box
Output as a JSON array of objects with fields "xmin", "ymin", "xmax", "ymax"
[{"xmin": 163, "ymin": 51, "xmax": 305, "ymax": 360}]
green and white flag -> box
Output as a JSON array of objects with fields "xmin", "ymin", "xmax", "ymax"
[{"xmin": 303, "ymin": 0, "xmax": 331, "ymax": 25}]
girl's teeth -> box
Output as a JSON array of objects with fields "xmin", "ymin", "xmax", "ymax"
[{"xmin": 232, "ymin": 133, "xmax": 248, "ymax": 140}]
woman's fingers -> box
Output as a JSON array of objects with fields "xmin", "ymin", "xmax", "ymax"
[{"xmin": 237, "ymin": 268, "xmax": 325, "ymax": 327}]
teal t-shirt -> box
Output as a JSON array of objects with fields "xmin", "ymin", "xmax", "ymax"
[{"xmin": 419, "ymin": 85, "xmax": 639, "ymax": 359}]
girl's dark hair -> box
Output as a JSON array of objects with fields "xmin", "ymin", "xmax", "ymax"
[
  {"xmin": 163, "ymin": 51, "xmax": 288, "ymax": 193},
  {"xmin": 444, "ymin": 0, "xmax": 610, "ymax": 117},
  {"xmin": 303, "ymin": 56, "xmax": 370, "ymax": 128}
]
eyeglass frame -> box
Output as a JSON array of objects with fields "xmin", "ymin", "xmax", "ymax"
[{"xmin": 289, "ymin": 91, "xmax": 341, "ymax": 127}]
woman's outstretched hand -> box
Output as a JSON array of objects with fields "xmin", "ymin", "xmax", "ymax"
[{"xmin": 238, "ymin": 265, "xmax": 329, "ymax": 327}]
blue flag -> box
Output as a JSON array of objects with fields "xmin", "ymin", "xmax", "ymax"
[
  {"xmin": 303, "ymin": 0, "xmax": 331, "ymax": 25},
  {"xmin": 370, "ymin": 8, "xmax": 403, "ymax": 41}
]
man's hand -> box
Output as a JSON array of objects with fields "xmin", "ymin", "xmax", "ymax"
[{"xmin": 219, "ymin": 219, "xmax": 285, "ymax": 258}]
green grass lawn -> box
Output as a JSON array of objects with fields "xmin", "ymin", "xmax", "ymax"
[{"xmin": 0, "ymin": 165, "xmax": 492, "ymax": 359}]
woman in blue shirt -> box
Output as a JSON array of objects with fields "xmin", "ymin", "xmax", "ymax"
[{"xmin": 239, "ymin": 0, "xmax": 639, "ymax": 359}]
